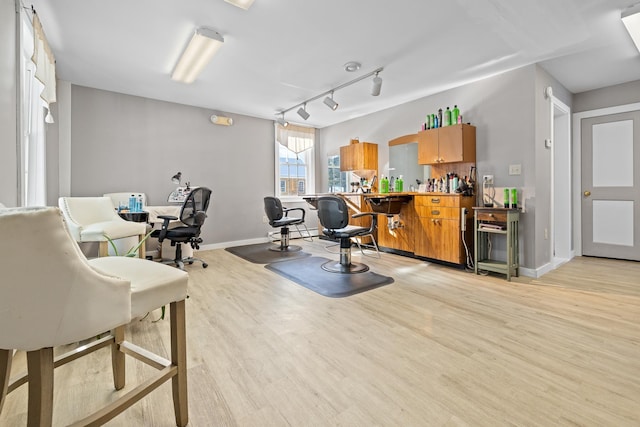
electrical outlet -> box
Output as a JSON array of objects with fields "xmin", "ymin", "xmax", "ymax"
[
  {"xmin": 483, "ymin": 175, "xmax": 494, "ymax": 185},
  {"xmin": 509, "ymin": 164, "xmax": 521, "ymax": 175}
]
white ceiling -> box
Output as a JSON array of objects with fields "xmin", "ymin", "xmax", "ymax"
[{"xmin": 30, "ymin": 0, "xmax": 640, "ymax": 128}]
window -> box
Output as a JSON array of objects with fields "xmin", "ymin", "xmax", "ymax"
[
  {"xmin": 327, "ymin": 155, "xmax": 349, "ymax": 192},
  {"xmin": 19, "ymin": 11, "xmax": 48, "ymax": 206},
  {"xmin": 275, "ymin": 124, "xmax": 315, "ymax": 198}
]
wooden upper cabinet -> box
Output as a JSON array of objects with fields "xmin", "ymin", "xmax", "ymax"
[
  {"xmin": 340, "ymin": 142, "xmax": 378, "ymax": 171},
  {"xmin": 417, "ymin": 124, "xmax": 476, "ymax": 165}
]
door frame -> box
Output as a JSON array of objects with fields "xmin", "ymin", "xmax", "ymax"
[
  {"xmin": 572, "ymin": 102, "xmax": 640, "ymax": 256},
  {"xmin": 550, "ymin": 95, "xmax": 571, "ymax": 267}
]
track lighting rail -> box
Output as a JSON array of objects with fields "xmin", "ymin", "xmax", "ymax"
[{"xmin": 278, "ymin": 67, "xmax": 384, "ymax": 117}]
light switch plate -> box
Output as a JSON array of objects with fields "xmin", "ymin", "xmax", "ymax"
[{"xmin": 509, "ymin": 164, "xmax": 521, "ymax": 175}]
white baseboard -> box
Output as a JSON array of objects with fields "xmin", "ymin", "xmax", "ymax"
[
  {"xmin": 165, "ymin": 229, "xmax": 320, "ymax": 254},
  {"xmin": 198, "ymin": 237, "xmax": 270, "ymax": 252}
]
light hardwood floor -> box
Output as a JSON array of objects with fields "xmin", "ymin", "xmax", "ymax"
[{"xmin": 2, "ymin": 242, "xmax": 639, "ymax": 426}]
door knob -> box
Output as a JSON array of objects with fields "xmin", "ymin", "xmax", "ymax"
[{"xmin": 583, "ymin": 191, "xmax": 591, "ymax": 197}]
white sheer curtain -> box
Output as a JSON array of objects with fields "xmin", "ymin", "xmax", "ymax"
[
  {"xmin": 19, "ymin": 8, "xmax": 56, "ymax": 206},
  {"xmin": 274, "ymin": 123, "xmax": 316, "ymax": 197}
]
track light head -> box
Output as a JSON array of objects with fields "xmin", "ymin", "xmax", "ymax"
[
  {"xmin": 297, "ymin": 104, "xmax": 310, "ymax": 120},
  {"xmin": 276, "ymin": 115, "xmax": 289, "ymax": 127},
  {"xmin": 371, "ymin": 73, "xmax": 383, "ymax": 96},
  {"xmin": 323, "ymin": 92, "xmax": 339, "ymax": 110}
]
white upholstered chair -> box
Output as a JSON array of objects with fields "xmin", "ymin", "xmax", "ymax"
[
  {"xmin": 59, "ymin": 196, "xmax": 147, "ymax": 258},
  {"xmin": 0, "ymin": 207, "xmax": 189, "ymax": 426}
]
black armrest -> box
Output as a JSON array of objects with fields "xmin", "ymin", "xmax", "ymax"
[
  {"xmin": 351, "ymin": 212, "xmax": 378, "ymax": 232},
  {"xmin": 154, "ymin": 215, "xmax": 179, "ymax": 242},
  {"xmin": 283, "ymin": 206, "xmax": 306, "ymax": 221}
]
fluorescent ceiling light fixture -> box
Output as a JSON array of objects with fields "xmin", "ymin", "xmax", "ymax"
[
  {"xmin": 297, "ymin": 104, "xmax": 310, "ymax": 120},
  {"xmin": 622, "ymin": 3, "xmax": 640, "ymax": 52},
  {"xmin": 224, "ymin": 0, "xmax": 255, "ymax": 10},
  {"xmin": 171, "ymin": 27, "xmax": 224, "ymax": 83},
  {"xmin": 323, "ymin": 92, "xmax": 339, "ymax": 110}
]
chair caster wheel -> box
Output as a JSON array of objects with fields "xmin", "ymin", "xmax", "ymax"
[
  {"xmin": 188, "ymin": 261, "xmax": 193, "ymax": 265},
  {"xmin": 203, "ymin": 263, "xmax": 208, "ymax": 268}
]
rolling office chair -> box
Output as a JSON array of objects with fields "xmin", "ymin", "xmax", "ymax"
[
  {"xmin": 317, "ymin": 196, "xmax": 378, "ymax": 273},
  {"xmin": 152, "ymin": 187, "xmax": 212, "ymax": 269},
  {"xmin": 264, "ymin": 196, "xmax": 311, "ymax": 252},
  {"xmin": 0, "ymin": 207, "xmax": 189, "ymax": 426}
]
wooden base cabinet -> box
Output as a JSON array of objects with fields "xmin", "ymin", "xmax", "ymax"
[
  {"xmin": 375, "ymin": 200, "xmax": 415, "ymax": 253},
  {"xmin": 414, "ymin": 194, "xmax": 474, "ymax": 264}
]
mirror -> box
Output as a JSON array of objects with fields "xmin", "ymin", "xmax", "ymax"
[{"xmin": 389, "ymin": 142, "xmax": 430, "ymax": 191}]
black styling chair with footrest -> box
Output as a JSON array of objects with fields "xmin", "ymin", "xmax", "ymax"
[
  {"xmin": 317, "ymin": 195, "xmax": 378, "ymax": 274},
  {"xmin": 152, "ymin": 186, "xmax": 212, "ymax": 269},
  {"xmin": 264, "ymin": 196, "xmax": 311, "ymax": 252}
]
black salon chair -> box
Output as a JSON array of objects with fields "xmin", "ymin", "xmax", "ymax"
[
  {"xmin": 152, "ymin": 186, "xmax": 212, "ymax": 269},
  {"xmin": 264, "ymin": 196, "xmax": 311, "ymax": 252},
  {"xmin": 317, "ymin": 196, "xmax": 378, "ymax": 273}
]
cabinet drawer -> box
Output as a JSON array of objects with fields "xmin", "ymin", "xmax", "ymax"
[
  {"xmin": 416, "ymin": 206, "xmax": 459, "ymax": 219},
  {"xmin": 477, "ymin": 211, "xmax": 507, "ymax": 222},
  {"xmin": 414, "ymin": 195, "xmax": 460, "ymax": 208}
]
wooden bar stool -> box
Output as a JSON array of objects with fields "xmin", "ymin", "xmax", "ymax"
[{"xmin": 0, "ymin": 207, "xmax": 189, "ymax": 426}]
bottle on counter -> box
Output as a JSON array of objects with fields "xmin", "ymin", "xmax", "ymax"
[
  {"xmin": 395, "ymin": 175, "xmax": 404, "ymax": 192},
  {"xmin": 511, "ymin": 188, "xmax": 518, "ymax": 209},
  {"xmin": 389, "ymin": 176, "xmax": 395, "ymax": 191},
  {"xmin": 504, "ymin": 188, "xmax": 510, "ymax": 208},
  {"xmin": 380, "ymin": 175, "xmax": 389, "ymax": 194},
  {"xmin": 438, "ymin": 108, "xmax": 443, "ymax": 128},
  {"xmin": 129, "ymin": 194, "xmax": 136, "ymax": 212},
  {"xmin": 137, "ymin": 194, "xmax": 144, "ymax": 212}
]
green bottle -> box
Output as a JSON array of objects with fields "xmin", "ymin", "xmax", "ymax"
[
  {"xmin": 511, "ymin": 188, "xmax": 518, "ymax": 208},
  {"xmin": 452, "ymin": 105, "xmax": 460, "ymax": 124},
  {"xmin": 444, "ymin": 107, "xmax": 451, "ymax": 126},
  {"xmin": 395, "ymin": 175, "xmax": 404, "ymax": 192},
  {"xmin": 503, "ymin": 188, "xmax": 510, "ymax": 208},
  {"xmin": 380, "ymin": 175, "xmax": 389, "ymax": 194}
]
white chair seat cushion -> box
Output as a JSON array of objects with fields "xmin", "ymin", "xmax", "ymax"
[
  {"xmin": 81, "ymin": 220, "xmax": 147, "ymax": 241},
  {"xmin": 89, "ymin": 257, "xmax": 188, "ymax": 318}
]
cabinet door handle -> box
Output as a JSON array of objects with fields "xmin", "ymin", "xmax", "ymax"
[
  {"xmin": 431, "ymin": 198, "xmax": 440, "ymax": 204},
  {"xmin": 431, "ymin": 210, "xmax": 440, "ymax": 215}
]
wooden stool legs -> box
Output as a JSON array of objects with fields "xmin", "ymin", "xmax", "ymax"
[
  {"xmin": 171, "ymin": 300, "xmax": 188, "ymax": 427},
  {"xmin": 0, "ymin": 349, "xmax": 12, "ymax": 415},
  {"xmin": 26, "ymin": 348, "xmax": 54, "ymax": 427}
]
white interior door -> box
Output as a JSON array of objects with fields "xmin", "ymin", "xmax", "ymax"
[{"xmin": 581, "ymin": 111, "xmax": 640, "ymax": 260}]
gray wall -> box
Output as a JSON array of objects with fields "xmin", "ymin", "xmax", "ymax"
[
  {"xmin": 533, "ymin": 66, "xmax": 573, "ymax": 268},
  {"xmin": 68, "ymin": 85, "xmax": 276, "ymax": 245},
  {"xmin": 573, "ymin": 79, "xmax": 640, "ymax": 113},
  {"xmin": 319, "ymin": 65, "xmax": 574, "ymax": 271},
  {"xmin": 0, "ymin": 0, "xmax": 17, "ymax": 207}
]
